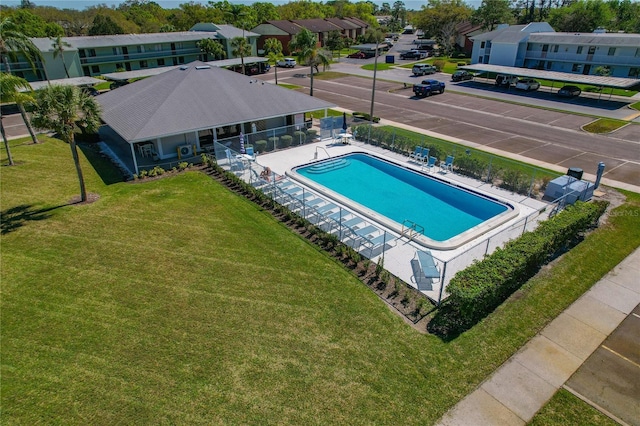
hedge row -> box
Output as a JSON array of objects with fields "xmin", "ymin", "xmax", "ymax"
[{"xmin": 442, "ymin": 200, "xmax": 609, "ymax": 329}]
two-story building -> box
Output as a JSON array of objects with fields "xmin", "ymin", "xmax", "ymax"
[
  {"xmin": 471, "ymin": 23, "xmax": 640, "ymax": 78},
  {"xmin": 4, "ymin": 24, "xmax": 259, "ymax": 82}
]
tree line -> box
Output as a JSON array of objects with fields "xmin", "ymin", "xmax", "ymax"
[{"xmin": 0, "ymin": 0, "xmax": 393, "ymax": 37}]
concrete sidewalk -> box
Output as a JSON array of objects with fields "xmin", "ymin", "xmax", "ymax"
[{"xmin": 437, "ymin": 247, "xmax": 640, "ymax": 425}]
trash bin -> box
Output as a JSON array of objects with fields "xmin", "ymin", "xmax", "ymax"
[
  {"xmin": 385, "ymin": 55, "xmax": 395, "ymax": 64},
  {"xmin": 567, "ymin": 167, "xmax": 583, "ymax": 180}
]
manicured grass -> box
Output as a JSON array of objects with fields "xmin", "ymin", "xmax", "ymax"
[
  {"xmin": 2, "ymin": 137, "xmax": 639, "ymax": 424},
  {"xmin": 630, "ymin": 101, "xmax": 640, "ymax": 111},
  {"xmin": 308, "ymin": 108, "xmax": 344, "ymax": 119},
  {"xmin": 378, "ymin": 125, "xmax": 560, "ymax": 182},
  {"xmin": 582, "ymin": 118, "xmax": 628, "ymax": 133},
  {"xmin": 277, "ymin": 83, "xmax": 302, "ymax": 90},
  {"xmin": 400, "ymin": 57, "xmax": 466, "ymax": 74},
  {"xmin": 312, "ymin": 71, "xmax": 350, "ymax": 80},
  {"xmin": 362, "ymin": 62, "xmax": 396, "ymax": 71},
  {"xmin": 530, "ymin": 389, "xmax": 618, "ymax": 425}
]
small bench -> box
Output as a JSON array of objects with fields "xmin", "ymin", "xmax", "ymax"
[{"xmin": 415, "ymin": 250, "xmax": 440, "ymax": 279}]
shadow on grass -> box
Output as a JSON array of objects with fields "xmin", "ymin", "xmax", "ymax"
[
  {"xmin": 1, "ymin": 204, "xmax": 63, "ymax": 235},
  {"xmin": 78, "ymin": 142, "xmax": 125, "ymax": 185}
]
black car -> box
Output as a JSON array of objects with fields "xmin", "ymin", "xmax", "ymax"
[
  {"xmin": 451, "ymin": 70, "xmax": 473, "ymax": 82},
  {"xmin": 557, "ymin": 85, "xmax": 582, "ymax": 97}
]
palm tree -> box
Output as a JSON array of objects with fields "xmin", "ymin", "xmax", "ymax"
[
  {"xmin": 288, "ymin": 28, "xmax": 331, "ymax": 97},
  {"xmin": 0, "ymin": 72, "xmax": 33, "ymax": 165},
  {"xmin": 231, "ymin": 37, "xmax": 251, "ymax": 75},
  {"xmin": 263, "ymin": 37, "xmax": 283, "ymax": 85},
  {"xmin": 31, "ymin": 85, "xmax": 101, "ymax": 203},
  {"xmin": 51, "ymin": 36, "xmax": 72, "ymax": 78},
  {"xmin": 0, "ymin": 17, "xmax": 44, "ymax": 144},
  {"xmin": 197, "ymin": 38, "xmax": 226, "ymax": 62}
]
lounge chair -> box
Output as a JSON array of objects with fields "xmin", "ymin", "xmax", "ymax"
[
  {"xmin": 409, "ymin": 146, "xmax": 422, "ymax": 161},
  {"xmin": 411, "ymin": 250, "xmax": 440, "ymax": 285},
  {"xmin": 245, "ymin": 146, "xmax": 256, "ymax": 160},
  {"xmin": 440, "ymin": 155, "xmax": 454, "ymax": 173},
  {"xmin": 424, "ymin": 156, "xmax": 437, "ymax": 172}
]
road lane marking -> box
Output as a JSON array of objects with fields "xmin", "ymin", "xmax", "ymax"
[{"xmin": 602, "ymin": 344, "xmax": 640, "ymax": 369}]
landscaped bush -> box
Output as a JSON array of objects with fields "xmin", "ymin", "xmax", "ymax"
[
  {"xmin": 433, "ymin": 60, "xmax": 445, "ymax": 71},
  {"xmin": 500, "ymin": 169, "xmax": 531, "ymax": 194},
  {"xmin": 254, "ymin": 140, "xmax": 267, "ymax": 153},
  {"xmin": 434, "ymin": 200, "xmax": 609, "ymax": 335},
  {"xmin": 280, "ymin": 134, "xmax": 293, "ymax": 148},
  {"xmin": 293, "ymin": 131, "xmax": 306, "ymax": 145},
  {"xmin": 306, "ymin": 129, "xmax": 318, "ymax": 142},
  {"xmin": 451, "ymin": 155, "xmax": 487, "ymax": 179},
  {"xmin": 267, "ymin": 136, "xmax": 279, "ymax": 151}
]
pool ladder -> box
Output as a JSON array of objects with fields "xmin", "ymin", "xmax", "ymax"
[{"xmin": 401, "ymin": 220, "xmax": 424, "ymax": 242}]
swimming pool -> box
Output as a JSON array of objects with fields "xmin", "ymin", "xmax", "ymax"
[{"xmin": 290, "ymin": 152, "xmax": 518, "ymax": 250}]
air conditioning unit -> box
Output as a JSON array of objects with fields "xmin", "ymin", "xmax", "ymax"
[{"xmin": 178, "ymin": 144, "xmax": 193, "ymax": 158}]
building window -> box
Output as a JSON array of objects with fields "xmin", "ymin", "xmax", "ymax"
[
  {"xmin": 546, "ymin": 61, "xmax": 552, "ymax": 69},
  {"xmin": 155, "ymin": 44, "xmax": 162, "ymax": 51},
  {"xmin": 552, "ymin": 45, "xmax": 559, "ymax": 53},
  {"xmin": 178, "ymin": 56, "xmax": 185, "ymax": 64},
  {"xmin": 139, "ymin": 60, "xmax": 148, "ymax": 68},
  {"xmin": 542, "ymin": 44, "xmax": 549, "ymax": 52},
  {"xmin": 608, "ymin": 47, "xmax": 616, "ymax": 56},
  {"xmin": 588, "ymin": 46, "xmax": 596, "ymax": 55},
  {"xmin": 480, "ymin": 41, "xmax": 485, "ymax": 49},
  {"xmin": 137, "ymin": 45, "xmax": 145, "ymax": 53},
  {"xmin": 572, "ymin": 63, "xmax": 582, "ymax": 72},
  {"xmin": 82, "ymin": 66, "xmax": 90, "ymax": 76},
  {"xmin": 113, "ymin": 47, "xmax": 122, "ymax": 55},
  {"xmin": 478, "ymin": 56, "xmax": 482, "ymax": 64},
  {"xmin": 91, "ymin": 65, "xmax": 100, "ymax": 73},
  {"xmin": 526, "ymin": 44, "xmax": 532, "ymax": 50},
  {"xmin": 157, "ymin": 58, "xmax": 165, "ymax": 66},
  {"xmin": 577, "ymin": 46, "xmax": 583, "ymax": 54},
  {"xmin": 79, "ymin": 49, "xmax": 86, "ymax": 58},
  {"xmin": 88, "ymin": 49, "xmax": 96, "ymax": 57},
  {"xmin": 636, "ymin": 48, "xmax": 640, "ymax": 57}
]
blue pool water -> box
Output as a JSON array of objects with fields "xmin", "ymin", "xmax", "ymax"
[{"xmin": 295, "ymin": 153, "xmax": 510, "ymax": 242}]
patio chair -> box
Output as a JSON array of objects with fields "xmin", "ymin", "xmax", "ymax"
[
  {"xmin": 245, "ymin": 146, "xmax": 256, "ymax": 160},
  {"xmin": 424, "ymin": 156, "xmax": 437, "ymax": 172},
  {"xmin": 409, "ymin": 146, "xmax": 422, "ymax": 161},
  {"xmin": 417, "ymin": 147, "xmax": 430, "ymax": 163},
  {"xmin": 411, "ymin": 250, "xmax": 440, "ymax": 286},
  {"xmin": 440, "ymin": 155, "xmax": 454, "ymax": 173}
]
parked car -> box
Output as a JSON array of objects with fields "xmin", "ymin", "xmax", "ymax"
[
  {"xmin": 413, "ymin": 79, "xmax": 445, "ymax": 97},
  {"xmin": 495, "ymin": 74, "xmax": 518, "ymax": 87},
  {"xmin": 557, "ymin": 85, "xmax": 582, "ymax": 97},
  {"xmin": 451, "ymin": 70, "xmax": 473, "ymax": 82},
  {"xmin": 400, "ymin": 50, "xmax": 426, "ymax": 60},
  {"xmin": 412, "ymin": 64, "xmax": 437, "ymax": 76},
  {"xmin": 276, "ymin": 58, "xmax": 296, "ymax": 68},
  {"xmin": 347, "ymin": 51, "xmax": 366, "ymax": 59},
  {"xmin": 515, "ymin": 78, "xmax": 540, "ymax": 91}
]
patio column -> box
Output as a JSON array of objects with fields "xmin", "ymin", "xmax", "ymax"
[
  {"xmin": 130, "ymin": 143, "xmax": 140, "ymax": 175},
  {"xmin": 193, "ymin": 130, "xmax": 199, "ymax": 152}
]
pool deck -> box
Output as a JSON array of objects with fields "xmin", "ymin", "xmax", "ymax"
[{"xmin": 256, "ymin": 137, "xmax": 550, "ymax": 303}]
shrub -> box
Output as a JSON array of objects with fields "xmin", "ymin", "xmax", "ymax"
[
  {"xmin": 306, "ymin": 129, "xmax": 318, "ymax": 142},
  {"xmin": 254, "ymin": 140, "xmax": 267, "ymax": 153},
  {"xmin": 433, "ymin": 60, "xmax": 445, "ymax": 71},
  {"xmin": 280, "ymin": 134, "xmax": 293, "ymax": 148},
  {"xmin": 178, "ymin": 161, "xmax": 189, "ymax": 171},
  {"xmin": 267, "ymin": 136, "xmax": 279, "ymax": 150},
  {"xmin": 500, "ymin": 169, "xmax": 530, "ymax": 194},
  {"xmin": 293, "ymin": 131, "xmax": 306, "ymax": 145},
  {"xmin": 439, "ymin": 200, "xmax": 609, "ymax": 333},
  {"xmin": 454, "ymin": 155, "xmax": 487, "ymax": 179}
]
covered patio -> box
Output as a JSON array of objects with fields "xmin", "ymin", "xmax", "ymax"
[{"xmin": 96, "ymin": 61, "xmax": 334, "ymax": 176}]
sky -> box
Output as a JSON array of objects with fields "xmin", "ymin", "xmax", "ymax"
[{"xmin": 1, "ymin": 0, "xmax": 477, "ymax": 11}]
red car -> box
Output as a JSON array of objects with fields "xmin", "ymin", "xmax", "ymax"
[{"xmin": 347, "ymin": 51, "xmax": 366, "ymax": 59}]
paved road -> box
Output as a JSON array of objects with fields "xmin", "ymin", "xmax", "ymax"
[{"xmin": 270, "ymin": 70, "xmax": 640, "ymax": 189}]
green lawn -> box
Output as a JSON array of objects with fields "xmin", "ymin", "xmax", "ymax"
[
  {"xmin": 362, "ymin": 62, "xmax": 396, "ymax": 71},
  {"xmin": 2, "ymin": 137, "xmax": 639, "ymax": 424},
  {"xmin": 530, "ymin": 389, "xmax": 618, "ymax": 425},
  {"xmin": 582, "ymin": 118, "xmax": 629, "ymax": 133}
]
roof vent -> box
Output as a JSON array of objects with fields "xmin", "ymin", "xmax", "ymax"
[
  {"xmin": 195, "ymin": 65, "xmax": 211, "ymax": 70},
  {"xmin": 180, "ymin": 65, "xmax": 189, "ymax": 70}
]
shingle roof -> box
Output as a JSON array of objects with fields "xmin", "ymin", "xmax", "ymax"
[
  {"xmin": 96, "ymin": 61, "xmax": 334, "ymax": 142},
  {"xmin": 324, "ymin": 18, "xmax": 359, "ymax": 30},
  {"xmin": 265, "ymin": 20, "xmax": 304, "ymax": 35},
  {"xmin": 292, "ymin": 19, "xmax": 342, "ymax": 33},
  {"xmin": 30, "ymin": 32, "xmax": 219, "ymax": 51}
]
